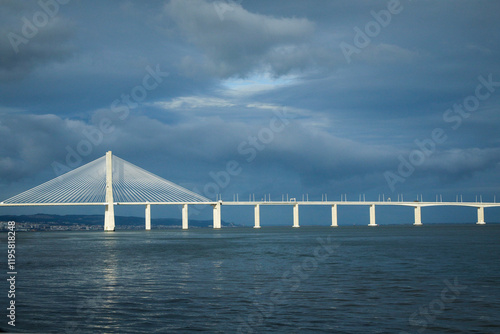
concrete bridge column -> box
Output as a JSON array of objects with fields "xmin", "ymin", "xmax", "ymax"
[
  {"xmin": 331, "ymin": 204, "xmax": 338, "ymax": 227},
  {"xmin": 476, "ymin": 206, "xmax": 486, "ymax": 225},
  {"xmin": 414, "ymin": 206, "xmax": 422, "ymax": 226},
  {"xmin": 182, "ymin": 204, "xmax": 188, "ymax": 230},
  {"xmin": 104, "ymin": 151, "xmax": 115, "ymax": 231},
  {"xmin": 145, "ymin": 204, "xmax": 151, "ymax": 230},
  {"xmin": 213, "ymin": 201, "xmax": 221, "ymax": 229},
  {"xmin": 254, "ymin": 204, "xmax": 261, "ymax": 229},
  {"xmin": 293, "ymin": 204, "xmax": 300, "ymax": 228},
  {"xmin": 104, "ymin": 204, "xmax": 115, "ymax": 231},
  {"xmin": 368, "ymin": 204, "xmax": 377, "ymax": 226}
]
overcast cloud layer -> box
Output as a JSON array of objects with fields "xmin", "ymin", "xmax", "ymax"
[{"xmin": 1, "ymin": 0, "xmax": 500, "ymax": 223}]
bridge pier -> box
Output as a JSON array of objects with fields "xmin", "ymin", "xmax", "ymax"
[
  {"xmin": 476, "ymin": 206, "xmax": 486, "ymax": 225},
  {"xmin": 293, "ymin": 204, "xmax": 300, "ymax": 228},
  {"xmin": 368, "ymin": 204, "xmax": 377, "ymax": 226},
  {"xmin": 182, "ymin": 204, "xmax": 189, "ymax": 230},
  {"xmin": 414, "ymin": 206, "xmax": 422, "ymax": 226},
  {"xmin": 213, "ymin": 201, "xmax": 221, "ymax": 229},
  {"xmin": 331, "ymin": 204, "xmax": 338, "ymax": 227},
  {"xmin": 104, "ymin": 204, "xmax": 115, "ymax": 231},
  {"xmin": 145, "ymin": 204, "xmax": 151, "ymax": 230},
  {"xmin": 254, "ymin": 204, "xmax": 261, "ymax": 228}
]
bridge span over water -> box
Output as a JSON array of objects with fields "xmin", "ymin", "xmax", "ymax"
[{"xmin": 1, "ymin": 152, "xmax": 498, "ymax": 230}]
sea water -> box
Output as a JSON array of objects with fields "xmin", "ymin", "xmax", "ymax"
[{"xmin": 2, "ymin": 224, "xmax": 500, "ymax": 333}]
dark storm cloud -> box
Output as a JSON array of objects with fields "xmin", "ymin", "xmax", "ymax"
[
  {"xmin": 1, "ymin": 0, "xmax": 500, "ymax": 206},
  {"xmin": 0, "ymin": 1, "xmax": 75, "ymax": 81},
  {"xmin": 164, "ymin": 0, "xmax": 316, "ymax": 77},
  {"xmin": 0, "ymin": 114, "xmax": 89, "ymax": 181}
]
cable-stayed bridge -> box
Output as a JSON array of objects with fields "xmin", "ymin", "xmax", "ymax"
[
  {"xmin": 1, "ymin": 151, "xmax": 498, "ymax": 230},
  {"xmin": 1, "ymin": 152, "xmax": 211, "ymax": 230}
]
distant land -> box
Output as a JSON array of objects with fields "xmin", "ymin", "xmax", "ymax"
[{"xmin": 0, "ymin": 214, "xmax": 240, "ymax": 231}]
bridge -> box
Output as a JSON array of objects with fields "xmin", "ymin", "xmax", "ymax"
[{"xmin": 1, "ymin": 151, "xmax": 498, "ymax": 230}]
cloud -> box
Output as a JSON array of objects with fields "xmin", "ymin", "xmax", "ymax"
[
  {"xmin": 2, "ymin": 106, "xmax": 500, "ymax": 202},
  {"xmin": 155, "ymin": 96, "xmax": 235, "ymax": 110},
  {"xmin": 1, "ymin": 0, "xmax": 500, "ymax": 206},
  {"xmin": 0, "ymin": 114, "xmax": 88, "ymax": 181},
  {"xmin": 0, "ymin": 3, "xmax": 75, "ymax": 81},
  {"xmin": 424, "ymin": 148, "xmax": 500, "ymax": 177},
  {"xmin": 164, "ymin": 0, "xmax": 315, "ymax": 78},
  {"xmin": 358, "ymin": 43, "xmax": 417, "ymax": 64}
]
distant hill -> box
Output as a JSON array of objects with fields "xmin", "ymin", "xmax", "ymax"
[{"xmin": 0, "ymin": 214, "xmax": 239, "ymax": 228}]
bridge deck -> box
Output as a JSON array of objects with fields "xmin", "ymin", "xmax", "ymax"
[{"xmin": 2, "ymin": 201, "xmax": 499, "ymax": 208}]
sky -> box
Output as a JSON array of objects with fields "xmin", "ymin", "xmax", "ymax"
[{"xmin": 1, "ymin": 0, "xmax": 500, "ymax": 225}]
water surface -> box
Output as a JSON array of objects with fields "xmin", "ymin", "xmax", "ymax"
[{"xmin": 2, "ymin": 224, "xmax": 500, "ymax": 333}]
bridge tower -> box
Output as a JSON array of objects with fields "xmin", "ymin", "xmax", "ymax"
[{"xmin": 104, "ymin": 151, "xmax": 115, "ymax": 231}]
